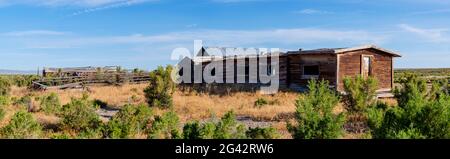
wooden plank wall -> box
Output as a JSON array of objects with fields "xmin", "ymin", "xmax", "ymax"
[
  {"xmin": 337, "ymin": 49, "xmax": 393, "ymax": 91},
  {"xmin": 287, "ymin": 54, "xmax": 338, "ymax": 87},
  {"xmin": 191, "ymin": 55, "xmax": 288, "ymax": 87}
]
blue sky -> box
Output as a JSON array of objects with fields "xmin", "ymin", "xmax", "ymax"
[{"xmin": 0, "ymin": 0, "xmax": 450, "ymax": 70}]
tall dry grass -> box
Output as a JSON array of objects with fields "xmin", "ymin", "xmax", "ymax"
[
  {"xmin": 9, "ymin": 84, "xmax": 148, "ymax": 107},
  {"xmin": 6, "ymin": 84, "xmax": 395, "ymax": 139},
  {"xmin": 8, "ymin": 84, "xmax": 298, "ymax": 135},
  {"xmin": 173, "ymin": 91, "xmax": 298, "ymax": 122},
  {"xmin": 10, "ymin": 84, "xmax": 299, "ymax": 122}
]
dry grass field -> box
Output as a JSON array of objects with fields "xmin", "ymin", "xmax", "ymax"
[
  {"xmin": 6, "ymin": 84, "xmax": 299, "ymax": 138},
  {"xmin": 4, "ymin": 83, "xmax": 398, "ymax": 139},
  {"xmin": 10, "ymin": 84, "xmax": 299, "ymax": 120}
]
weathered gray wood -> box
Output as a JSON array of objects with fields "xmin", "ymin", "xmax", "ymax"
[{"xmin": 32, "ymin": 73, "xmax": 151, "ymax": 90}]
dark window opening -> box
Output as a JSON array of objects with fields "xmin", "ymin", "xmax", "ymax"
[
  {"xmin": 303, "ymin": 65, "xmax": 320, "ymax": 76},
  {"xmin": 267, "ymin": 65, "xmax": 273, "ymax": 76},
  {"xmin": 245, "ymin": 66, "xmax": 249, "ymax": 75},
  {"xmin": 179, "ymin": 68, "xmax": 184, "ymax": 76},
  {"xmin": 211, "ymin": 68, "xmax": 216, "ymax": 76}
]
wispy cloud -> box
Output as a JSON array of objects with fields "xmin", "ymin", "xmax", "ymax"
[
  {"xmin": 2, "ymin": 28, "xmax": 387, "ymax": 49},
  {"xmin": 210, "ymin": 0, "xmax": 268, "ymax": 3},
  {"xmin": 398, "ymin": 24, "xmax": 449, "ymax": 42},
  {"xmin": 410, "ymin": 8, "xmax": 450, "ymax": 15},
  {"xmin": 0, "ymin": 0, "xmax": 153, "ymax": 7},
  {"xmin": 0, "ymin": 0, "xmax": 158, "ymax": 16},
  {"xmin": 2, "ymin": 30, "xmax": 68, "ymax": 37},
  {"xmin": 186, "ymin": 24, "xmax": 198, "ymax": 28},
  {"xmin": 69, "ymin": 0, "xmax": 156, "ymax": 16},
  {"xmin": 292, "ymin": 9, "xmax": 333, "ymax": 15}
]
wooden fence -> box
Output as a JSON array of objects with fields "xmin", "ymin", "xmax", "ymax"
[{"xmin": 32, "ymin": 73, "xmax": 151, "ymax": 90}]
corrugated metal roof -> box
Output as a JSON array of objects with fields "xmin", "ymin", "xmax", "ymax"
[
  {"xmin": 192, "ymin": 47, "xmax": 286, "ymax": 63},
  {"xmin": 189, "ymin": 45, "xmax": 401, "ymax": 63},
  {"xmin": 197, "ymin": 47, "xmax": 286, "ymax": 56},
  {"xmin": 335, "ymin": 45, "xmax": 402, "ymax": 57},
  {"xmin": 287, "ymin": 48, "xmax": 344, "ymax": 54},
  {"xmin": 287, "ymin": 45, "xmax": 402, "ymax": 57}
]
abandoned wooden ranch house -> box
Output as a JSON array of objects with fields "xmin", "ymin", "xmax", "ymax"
[{"xmin": 179, "ymin": 45, "xmax": 401, "ymax": 95}]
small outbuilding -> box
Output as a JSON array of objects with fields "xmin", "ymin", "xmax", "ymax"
[{"xmin": 285, "ymin": 45, "xmax": 401, "ymax": 93}]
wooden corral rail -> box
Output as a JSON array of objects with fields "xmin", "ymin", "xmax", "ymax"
[{"xmin": 32, "ymin": 73, "xmax": 151, "ymax": 90}]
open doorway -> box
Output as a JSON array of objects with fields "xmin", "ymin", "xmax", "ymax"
[{"xmin": 362, "ymin": 55, "xmax": 372, "ymax": 78}]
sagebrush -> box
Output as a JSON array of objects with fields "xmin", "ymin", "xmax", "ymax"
[
  {"xmin": 39, "ymin": 93, "xmax": 62, "ymax": 115},
  {"xmin": 60, "ymin": 95, "xmax": 102, "ymax": 136},
  {"xmin": 287, "ymin": 79, "xmax": 345, "ymax": 139},
  {"xmin": 368, "ymin": 75, "xmax": 450, "ymax": 139},
  {"xmin": 343, "ymin": 75, "xmax": 378, "ymax": 112},
  {"xmin": 1, "ymin": 111, "xmax": 42, "ymax": 139},
  {"xmin": 144, "ymin": 65, "xmax": 175, "ymax": 109},
  {"xmin": 148, "ymin": 111, "xmax": 181, "ymax": 139},
  {"xmin": 104, "ymin": 104, "xmax": 153, "ymax": 139}
]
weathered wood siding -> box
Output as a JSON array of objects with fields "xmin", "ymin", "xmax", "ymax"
[
  {"xmin": 194, "ymin": 55, "xmax": 288, "ymax": 86},
  {"xmin": 337, "ymin": 49, "xmax": 393, "ymax": 91},
  {"xmin": 183, "ymin": 47, "xmax": 397, "ymax": 93},
  {"xmin": 287, "ymin": 54, "xmax": 337, "ymax": 87}
]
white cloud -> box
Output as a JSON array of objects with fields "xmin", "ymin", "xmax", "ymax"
[
  {"xmin": 0, "ymin": 0, "xmax": 155, "ymax": 7},
  {"xmin": 1, "ymin": 28, "xmax": 388, "ymax": 49},
  {"xmin": 69, "ymin": 0, "xmax": 155, "ymax": 16},
  {"xmin": 410, "ymin": 8, "xmax": 450, "ymax": 15},
  {"xmin": 3, "ymin": 30, "xmax": 68, "ymax": 37},
  {"xmin": 210, "ymin": 0, "xmax": 267, "ymax": 3},
  {"xmin": 293, "ymin": 9, "xmax": 333, "ymax": 15},
  {"xmin": 398, "ymin": 24, "xmax": 449, "ymax": 42},
  {"xmin": 186, "ymin": 24, "xmax": 198, "ymax": 28}
]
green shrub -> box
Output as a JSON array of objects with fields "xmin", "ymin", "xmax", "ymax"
[
  {"xmin": 368, "ymin": 76, "xmax": 450, "ymax": 139},
  {"xmin": 182, "ymin": 121, "xmax": 203, "ymax": 139},
  {"xmin": 144, "ymin": 65, "xmax": 175, "ymax": 109},
  {"xmin": 254, "ymin": 98, "xmax": 279, "ymax": 108},
  {"xmin": 199, "ymin": 122, "xmax": 216, "ymax": 139},
  {"xmin": 0, "ymin": 107, "xmax": 5, "ymax": 121},
  {"xmin": 182, "ymin": 111, "xmax": 249, "ymax": 139},
  {"xmin": 1, "ymin": 111, "xmax": 42, "ymax": 139},
  {"xmin": 0, "ymin": 76, "xmax": 11, "ymax": 96},
  {"xmin": 76, "ymin": 127, "xmax": 104, "ymax": 139},
  {"xmin": 391, "ymin": 128, "xmax": 426, "ymax": 139},
  {"xmin": 429, "ymin": 79, "xmax": 448, "ymax": 100},
  {"xmin": 366, "ymin": 104, "xmax": 385, "ymax": 132},
  {"xmin": 104, "ymin": 104, "xmax": 153, "ymax": 139},
  {"xmin": 343, "ymin": 75, "xmax": 378, "ymax": 112},
  {"xmin": 50, "ymin": 133, "xmax": 71, "ymax": 139},
  {"xmin": 394, "ymin": 74, "xmax": 427, "ymax": 104},
  {"xmin": 11, "ymin": 75, "xmax": 39, "ymax": 87},
  {"xmin": 131, "ymin": 95, "xmax": 139, "ymax": 102},
  {"xmin": 182, "ymin": 121, "xmax": 227, "ymax": 139},
  {"xmin": 60, "ymin": 96, "xmax": 102, "ymax": 133},
  {"xmin": 213, "ymin": 111, "xmax": 247, "ymax": 139},
  {"xmin": 287, "ymin": 79, "xmax": 345, "ymax": 139},
  {"xmin": 148, "ymin": 111, "xmax": 181, "ymax": 139},
  {"xmin": 0, "ymin": 95, "xmax": 10, "ymax": 107},
  {"xmin": 13, "ymin": 95, "xmax": 31, "ymax": 107},
  {"xmin": 254, "ymin": 98, "xmax": 268, "ymax": 108},
  {"xmin": 0, "ymin": 75, "xmax": 39, "ymax": 88},
  {"xmin": 40, "ymin": 93, "xmax": 62, "ymax": 115},
  {"xmin": 246, "ymin": 127, "xmax": 280, "ymax": 139}
]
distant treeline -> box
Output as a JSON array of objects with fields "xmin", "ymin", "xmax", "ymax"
[{"xmin": 395, "ymin": 68, "xmax": 450, "ymax": 77}]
